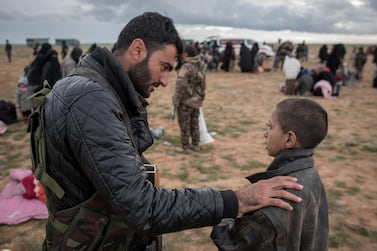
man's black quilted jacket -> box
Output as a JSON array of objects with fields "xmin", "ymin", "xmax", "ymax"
[{"xmin": 43, "ymin": 47, "xmax": 238, "ymax": 234}]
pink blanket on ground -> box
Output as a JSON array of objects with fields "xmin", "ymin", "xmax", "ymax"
[{"xmin": 0, "ymin": 169, "xmax": 48, "ymax": 225}]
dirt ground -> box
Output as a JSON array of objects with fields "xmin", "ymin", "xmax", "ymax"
[{"xmin": 0, "ymin": 44, "xmax": 376, "ymax": 251}]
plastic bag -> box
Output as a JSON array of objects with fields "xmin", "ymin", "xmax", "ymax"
[{"xmin": 199, "ymin": 108, "xmax": 214, "ymax": 144}]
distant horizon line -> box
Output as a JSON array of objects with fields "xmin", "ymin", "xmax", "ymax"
[{"xmin": 5, "ymin": 41, "xmax": 376, "ymax": 46}]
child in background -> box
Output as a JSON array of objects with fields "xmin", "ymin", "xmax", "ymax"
[
  {"xmin": 16, "ymin": 66, "xmax": 34, "ymax": 124},
  {"xmin": 296, "ymin": 67, "xmax": 314, "ymax": 96},
  {"xmin": 211, "ymin": 98, "xmax": 329, "ymax": 251},
  {"xmin": 333, "ymin": 68, "xmax": 346, "ymax": 96}
]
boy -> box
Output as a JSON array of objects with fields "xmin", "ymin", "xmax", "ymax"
[{"xmin": 211, "ymin": 98, "xmax": 329, "ymax": 251}]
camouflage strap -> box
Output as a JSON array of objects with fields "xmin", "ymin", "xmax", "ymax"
[{"xmin": 29, "ymin": 80, "xmax": 65, "ymax": 199}]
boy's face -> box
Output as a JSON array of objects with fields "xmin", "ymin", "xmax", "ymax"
[{"xmin": 264, "ymin": 109, "xmax": 287, "ymax": 157}]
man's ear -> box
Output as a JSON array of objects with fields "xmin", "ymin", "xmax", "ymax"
[
  {"xmin": 285, "ymin": 131, "xmax": 298, "ymax": 148},
  {"xmin": 129, "ymin": 38, "xmax": 147, "ymax": 61}
]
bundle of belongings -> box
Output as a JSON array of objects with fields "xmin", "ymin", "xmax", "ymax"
[{"xmin": 0, "ymin": 168, "xmax": 47, "ymax": 225}]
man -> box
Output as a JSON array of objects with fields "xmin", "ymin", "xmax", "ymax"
[
  {"xmin": 272, "ymin": 38, "xmax": 281, "ymax": 70},
  {"xmin": 38, "ymin": 12, "xmax": 302, "ymax": 250},
  {"xmin": 354, "ymin": 46, "xmax": 367, "ymax": 80},
  {"xmin": 5, "ymin": 39, "xmax": 12, "ymax": 62},
  {"xmin": 60, "ymin": 46, "xmax": 83, "ymax": 78},
  {"xmin": 61, "ymin": 40, "xmax": 68, "ymax": 60}
]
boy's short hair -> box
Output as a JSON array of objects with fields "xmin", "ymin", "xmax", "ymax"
[
  {"xmin": 276, "ymin": 98, "xmax": 328, "ymax": 148},
  {"xmin": 114, "ymin": 12, "xmax": 183, "ymax": 59}
]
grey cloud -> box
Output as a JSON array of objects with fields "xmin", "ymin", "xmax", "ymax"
[
  {"xmin": 0, "ymin": 8, "xmax": 76, "ymax": 22},
  {"xmin": 366, "ymin": 0, "xmax": 377, "ymax": 10},
  {"xmin": 109, "ymin": 0, "xmax": 373, "ymax": 34},
  {"xmin": 4, "ymin": 0, "xmax": 377, "ymax": 35}
]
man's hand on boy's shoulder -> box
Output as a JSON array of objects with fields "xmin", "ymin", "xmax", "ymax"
[{"xmin": 236, "ymin": 176, "xmax": 303, "ymax": 215}]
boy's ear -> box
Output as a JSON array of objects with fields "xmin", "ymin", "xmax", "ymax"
[{"xmin": 285, "ymin": 131, "xmax": 298, "ymax": 148}]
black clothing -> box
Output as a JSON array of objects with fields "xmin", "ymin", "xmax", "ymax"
[
  {"xmin": 373, "ymin": 47, "xmax": 377, "ymax": 65},
  {"xmin": 43, "ymin": 47, "xmax": 238, "ymax": 242},
  {"xmin": 28, "ymin": 47, "xmax": 61, "ymax": 89},
  {"xmin": 239, "ymin": 44, "xmax": 252, "ymax": 72},
  {"xmin": 221, "ymin": 42, "xmax": 235, "ymax": 72},
  {"xmin": 319, "ymin": 45, "xmax": 328, "ymax": 64},
  {"xmin": 250, "ymin": 43, "xmax": 259, "ymax": 71},
  {"xmin": 5, "ymin": 42, "xmax": 12, "ymax": 62},
  {"xmin": 327, "ymin": 44, "xmax": 346, "ymax": 75}
]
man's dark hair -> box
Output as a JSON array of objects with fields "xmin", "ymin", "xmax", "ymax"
[
  {"xmin": 114, "ymin": 12, "xmax": 183, "ymax": 59},
  {"xmin": 276, "ymin": 98, "xmax": 328, "ymax": 148}
]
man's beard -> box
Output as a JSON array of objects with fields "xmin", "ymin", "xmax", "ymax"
[{"xmin": 128, "ymin": 56, "xmax": 152, "ymax": 98}]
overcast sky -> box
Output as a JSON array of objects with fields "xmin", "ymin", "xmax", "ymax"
[{"xmin": 1, "ymin": 0, "xmax": 377, "ymax": 44}]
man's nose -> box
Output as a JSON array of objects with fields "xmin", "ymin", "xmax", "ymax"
[{"xmin": 159, "ymin": 72, "xmax": 169, "ymax": 87}]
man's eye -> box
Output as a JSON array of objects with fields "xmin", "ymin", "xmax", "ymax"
[{"xmin": 161, "ymin": 64, "xmax": 171, "ymax": 72}]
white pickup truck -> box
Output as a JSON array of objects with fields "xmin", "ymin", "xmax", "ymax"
[{"xmin": 210, "ymin": 37, "xmax": 275, "ymax": 58}]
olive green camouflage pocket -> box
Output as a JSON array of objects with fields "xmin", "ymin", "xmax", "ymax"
[
  {"xmin": 96, "ymin": 215, "xmax": 133, "ymax": 250},
  {"xmin": 59, "ymin": 206, "xmax": 109, "ymax": 251}
]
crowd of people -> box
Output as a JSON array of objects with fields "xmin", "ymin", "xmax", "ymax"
[
  {"xmin": 13, "ymin": 41, "xmax": 100, "ymax": 124},
  {"xmin": 184, "ymin": 37, "xmax": 376, "ymax": 101},
  {"xmin": 6, "ymin": 35, "xmax": 376, "ymax": 125},
  {"xmin": 278, "ymin": 42, "xmax": 371, "ymax": 98}
]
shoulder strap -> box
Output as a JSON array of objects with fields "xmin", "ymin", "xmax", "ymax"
[
  {"xmin": 28, "ymin": 81, "xmax": 65, "ymax": 199},
  {"xmin": 70, "ymin": 67, "xmax": 136, "ymax": 149}
]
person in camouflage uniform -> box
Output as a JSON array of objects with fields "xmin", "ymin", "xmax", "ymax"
[{"xmin": 173, "ymin": 44, "xmax": 206, "ymax": 154}]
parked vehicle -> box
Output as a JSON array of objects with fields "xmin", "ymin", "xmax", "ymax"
[
  {"xmin": 182, "ymin": 38, "xmax": 195, "ymax": 45},
  {"xmin": 208, "ymin": 37, "xmax": 274, "ymax": 58}
]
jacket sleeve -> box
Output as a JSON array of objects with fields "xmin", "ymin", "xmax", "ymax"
[
  {"xmin": 67, "ymin": 85, "xmax": 236, "ymax": 234},
  {"xmin": 211, "ymin": 211, "xmax": 277, "ymax": 251}
]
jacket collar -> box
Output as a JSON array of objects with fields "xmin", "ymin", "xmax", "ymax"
[
  {"xmin": 246, "ymin": 148, "xmax": 314, "ymax": 183},
  {"xmin": 79, "ymin": 47, "xmax": 144, "ymax": 116}
]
